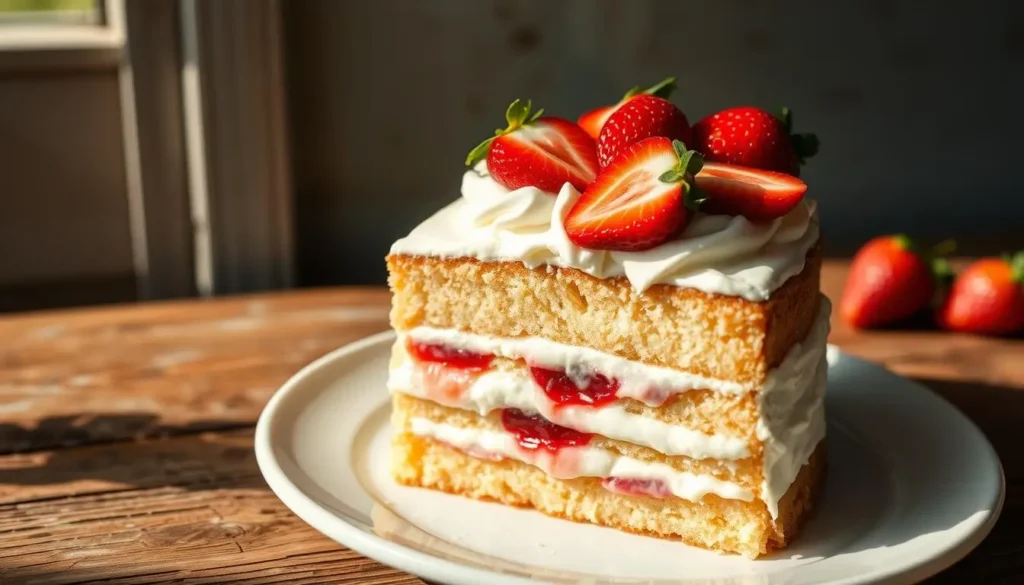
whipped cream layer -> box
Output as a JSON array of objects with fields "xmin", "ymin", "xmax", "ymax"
[
  {"xmin": 409, "ymin": 417, "xmax": 754, "ymax": 504},
  {"xmin": 391, "ymin": 364, "xmax": 750, "ymax": 461},
  {"xmin": 758, "ymin": 309, "xmax": 830, "ymax": 518},
  {"xmin": 390, "ymin": 165, "xmax": 820, "ymax": 299}
]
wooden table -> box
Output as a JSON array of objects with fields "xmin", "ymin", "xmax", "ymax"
[{"xmin": 0, "ymin": 261, "xmax": 1019, "ymax": 585}]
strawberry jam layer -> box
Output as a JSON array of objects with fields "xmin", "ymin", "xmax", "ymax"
[
  {"xmin": 500, "ymin": 408, "xmax": 592, "ymax": 452},
  {"xmin": 529, "ymin": 366, "xmax": 620, "ymax": 408},
  {"xmin": 406, "ymin": 340, "xmax": 494, "ymax": 370},
  {"xmin": 601, "ymin": 477, "xmax": 673, "ymax": 499},
  {"xmin": 405, "ymin": 340, "xmax": 495, "ymax": 405}
]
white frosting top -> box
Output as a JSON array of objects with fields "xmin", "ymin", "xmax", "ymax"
[{"xmin": 390, "ymin": 165, "xmax": 820, "ymax": 299}]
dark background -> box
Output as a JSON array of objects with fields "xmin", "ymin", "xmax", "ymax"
[{"xmin": 284, "ymin": 0, "xmax": 1024, "ymax": 286}]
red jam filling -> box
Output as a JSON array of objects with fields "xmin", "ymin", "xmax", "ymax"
[
  {"xmin": 601, "ymin": 477, "xmax": 673, "ymax": 499},
  {"xmin": 500, "ymin": 408, "xmax": 592, "ymax": 452},
  {"xmin": 406, "ymin": 340, "xmax": 494, "ymax": 370},
  {"xmin": 529, "ymin": 366, "xmax": 620, "ymax": 408}
]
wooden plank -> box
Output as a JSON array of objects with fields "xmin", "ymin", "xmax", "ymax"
[
  {"xmin": 0, "ymin": 289, "xmax": 391, "ymax": 453},
  {"xmin": 0, "ymin": 430, "xmax": 422, "ymax": 585},
  {"xmin": 0, "ymin": 275, "xmax": 1020, "ymax": 583}
]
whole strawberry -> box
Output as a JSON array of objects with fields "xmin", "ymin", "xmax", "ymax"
[
  {"xmin": 577, "ymin": 77, "xmax": 676, "ymax": 140},
  {"xmin": 596, "ymin": 95, "xmax": 692, "ymax": 167},
  {"xmin": 938, "ymin": 253, "xmax": 1024, "ymax": 336},
  {"xmin": 840, "ymin": 235, "xmax": 951, "ymax": 329},
  {"xmin": 692, "ymin": 107, "xmax": 818, "ymax": 176}
]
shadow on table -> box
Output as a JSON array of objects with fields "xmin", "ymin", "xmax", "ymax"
[
  {"xmin": 910, "ymin": 377, "xmax": 1023, "ymax": 585},
  {"xmin": 0, "ymin": 413, "xmax": 265, "ymax": 492}
]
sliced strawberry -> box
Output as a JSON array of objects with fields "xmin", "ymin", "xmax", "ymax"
[
  {"xmin": 577, "ymin": 77, "xmax": 676, "ymax": 140},
  {"xmin": 466, "ymin": 99, "xmax": 598, "ymax": 193},
  {"xmin": 694, "ymin": 162, "xmax": 808, "ymax": 221},
  {"xmin": 577, "ymin": 106, "xmax": 616, "ymax": 142},
  {"xmin": 597, "ymin": 95, "xmax": 693, "ymax": 168},
  {"xmin": 565, "ymin": 138, "xmax": 704, "ymax": 252}
]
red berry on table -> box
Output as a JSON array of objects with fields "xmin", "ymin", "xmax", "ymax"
[
  {"xmin": 577, "ymin": 77, "xmax": 677, "ymax": 140},
  {"xmin": 695, "ymin": 162, "xmax": 808, "ymax": 221},
  {"xmin": 565, "ymin": 137, "xmax": 704, "ymax": 252},
  {"xmin": 839, "ymin": 235, "xmax": 950, "ymax": 329},
  {"xmin": 596, "ymin": 95, "xmax": 693, "ymax": 168},
  {"xmin": 692, "ymin": 106, "xmax": 818, "ymax": 176},
  {"xmin": 466, "ymin": 99, "xmax": 599, "ymax": 193},
  {"xmin": 938, "ymin": 254, "xmax": 1024, "ymax": 336}
]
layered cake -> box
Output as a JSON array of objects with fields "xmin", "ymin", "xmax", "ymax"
[{"xmin": 386, "ymin": 86, "xmax": 826, "ymax": 558}]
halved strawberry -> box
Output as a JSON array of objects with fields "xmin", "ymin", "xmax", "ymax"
[
  {"xmin": 565, "ymin": 138, "xmax": 704, "ymax": 251},
  {"xmin": 597, "ymin": 95, "xmax": 693, "ymax": 167},
  {"xmin": 577, "ymin": 77, "xmax": 676, "ymax": 140},
  {"xmin": 466, "ymin": 99, "xmax": 598, "ymax": 193},
  {"xmin": 695, "ymin": 162, "xmax": 808, "ymax": 221}
]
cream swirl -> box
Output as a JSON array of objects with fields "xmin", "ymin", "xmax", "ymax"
[{"xmin": 390, "ymin": 166, "xmax": 820, "ymax": 300}]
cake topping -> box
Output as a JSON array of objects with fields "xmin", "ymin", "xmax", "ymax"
[
  {"xmin": 577, "ymin": 77, "xmax": 677, "ymax": 140},
  {"xmin": 692, "ymin": 106, "xmax": 819, "ymax": 176},
  {"xmin": 500, "ymin": 408, "xmax": 593, "ymax": 451},
  {"xmin": 695, "ymin": 162, "xmax": 809, "ymax": 222},
  {"xmin": 564, "ymin": 138, "xmax": 704, "ymax": 251},
  {"xmin": 530, "ymin": 366, "xmax": 621, "ymax": 408},
  {"xmin": 465, "ymin": 99, "xmax": 599, "ymax": 193},
  {"xmin": 597, "ymin": 94, "xmax": 693, "ymax": 167}
]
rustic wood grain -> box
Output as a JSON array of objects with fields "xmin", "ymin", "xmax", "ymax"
[
  {"xmin": 0, "ymin": 288, "xmax": 390, "ymax": 453},
  {"xmin": 0, "ymin": 266, "xmax": 1019, "ymax": 584}
]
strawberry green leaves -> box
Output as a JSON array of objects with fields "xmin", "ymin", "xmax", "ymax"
[{"xmin": 465, "ymin": 99, "xmax": 545, "ymax": 167}]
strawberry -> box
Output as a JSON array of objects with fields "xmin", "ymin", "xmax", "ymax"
[
  {"xmin": 577, "ymin": 77, "xmax": 677, "ymax": 140},
  {"xmin": 596, "ymin": 95, "xmax": 693, "ymax": 168},
  {"xmin": 466, "ymin": 99, "xmax": 599, "ymax": 193},
  {"xmin": 938, "ymin": 253, "xmax": 1024, "ymax": 336},
  {"xmin": 691, "ymin": 106, "xmax": 818, "ymax": 176},
  {"xmin": 839, "ymin": 236, "xmax": 953, "ymax": 329},
  {"xmin": 565, "ymin": 138, "xmax": 704, "ymax": 252},
  {"xmin": 695, "ymin": 162, "xmax": 808, "ymax": 221}
]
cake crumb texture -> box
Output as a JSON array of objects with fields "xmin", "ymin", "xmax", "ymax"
[
  {"xmin": 392, "ymin": 431, "xmax": 826, "ymax": 558},
  {"xmin": 387, "ymin": 245, "xmax": 821, "ymax": 386}
]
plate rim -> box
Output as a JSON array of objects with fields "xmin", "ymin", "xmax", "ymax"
[{"xmin": 255, "ymin": 330, "xmax": 1005, "ymax": 585}]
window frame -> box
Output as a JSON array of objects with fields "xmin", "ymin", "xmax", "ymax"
[
  {"xmin": 0, "ymin": 0, "xmax": 122, "ymax": 72},
  {"xmin": 0, "ymin": 0, "xmax": 294, "ymax": 303}
]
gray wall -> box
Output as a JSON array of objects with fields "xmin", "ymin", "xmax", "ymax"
[
  {"xmin": 285, "ymin": 0, "xmax": 1024, "ymax": 286},
  {"xmin": 0, "ymin": 70, "xmax": 135, "ymax": 310}
]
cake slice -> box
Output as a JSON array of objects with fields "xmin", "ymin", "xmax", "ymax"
[{"xmin": 385, "ymin": 94, "xmax": 827, "ymax": 558}]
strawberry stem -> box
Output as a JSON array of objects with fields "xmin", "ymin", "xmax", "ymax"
[
  {"xmin": 658, "ymin": 141, "xmax": 706, "ymax": 211},
  {"xmin": 623, "ymin": 77, "xmax": 677, "ymax": 100},
  {"xmin": 465, "ymin": 98, "xmax": 545, "ymax": 167},
  {"xmin": 779, "ymin": 106, "xmax": 819, "ymax": 165},
  {"xmin": 1008, "ymin": 251, "xmax": 1024, "ymax": 283},
  {"xmin": 922, "ymin": 238, "xmax": 957, "ymax": 307},
  {"xmin": 892, "ymin": 233, "xmax": 913, "ymax": 251}
]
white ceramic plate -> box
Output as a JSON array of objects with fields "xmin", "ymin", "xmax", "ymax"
[{"xmin": 255, "ymin": 331, "xmax": 1004, "ymax": 585}]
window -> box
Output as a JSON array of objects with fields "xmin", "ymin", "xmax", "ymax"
[{"xmin": 0, "ymin": 0, "xmax": 100, "ymax": 25}]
